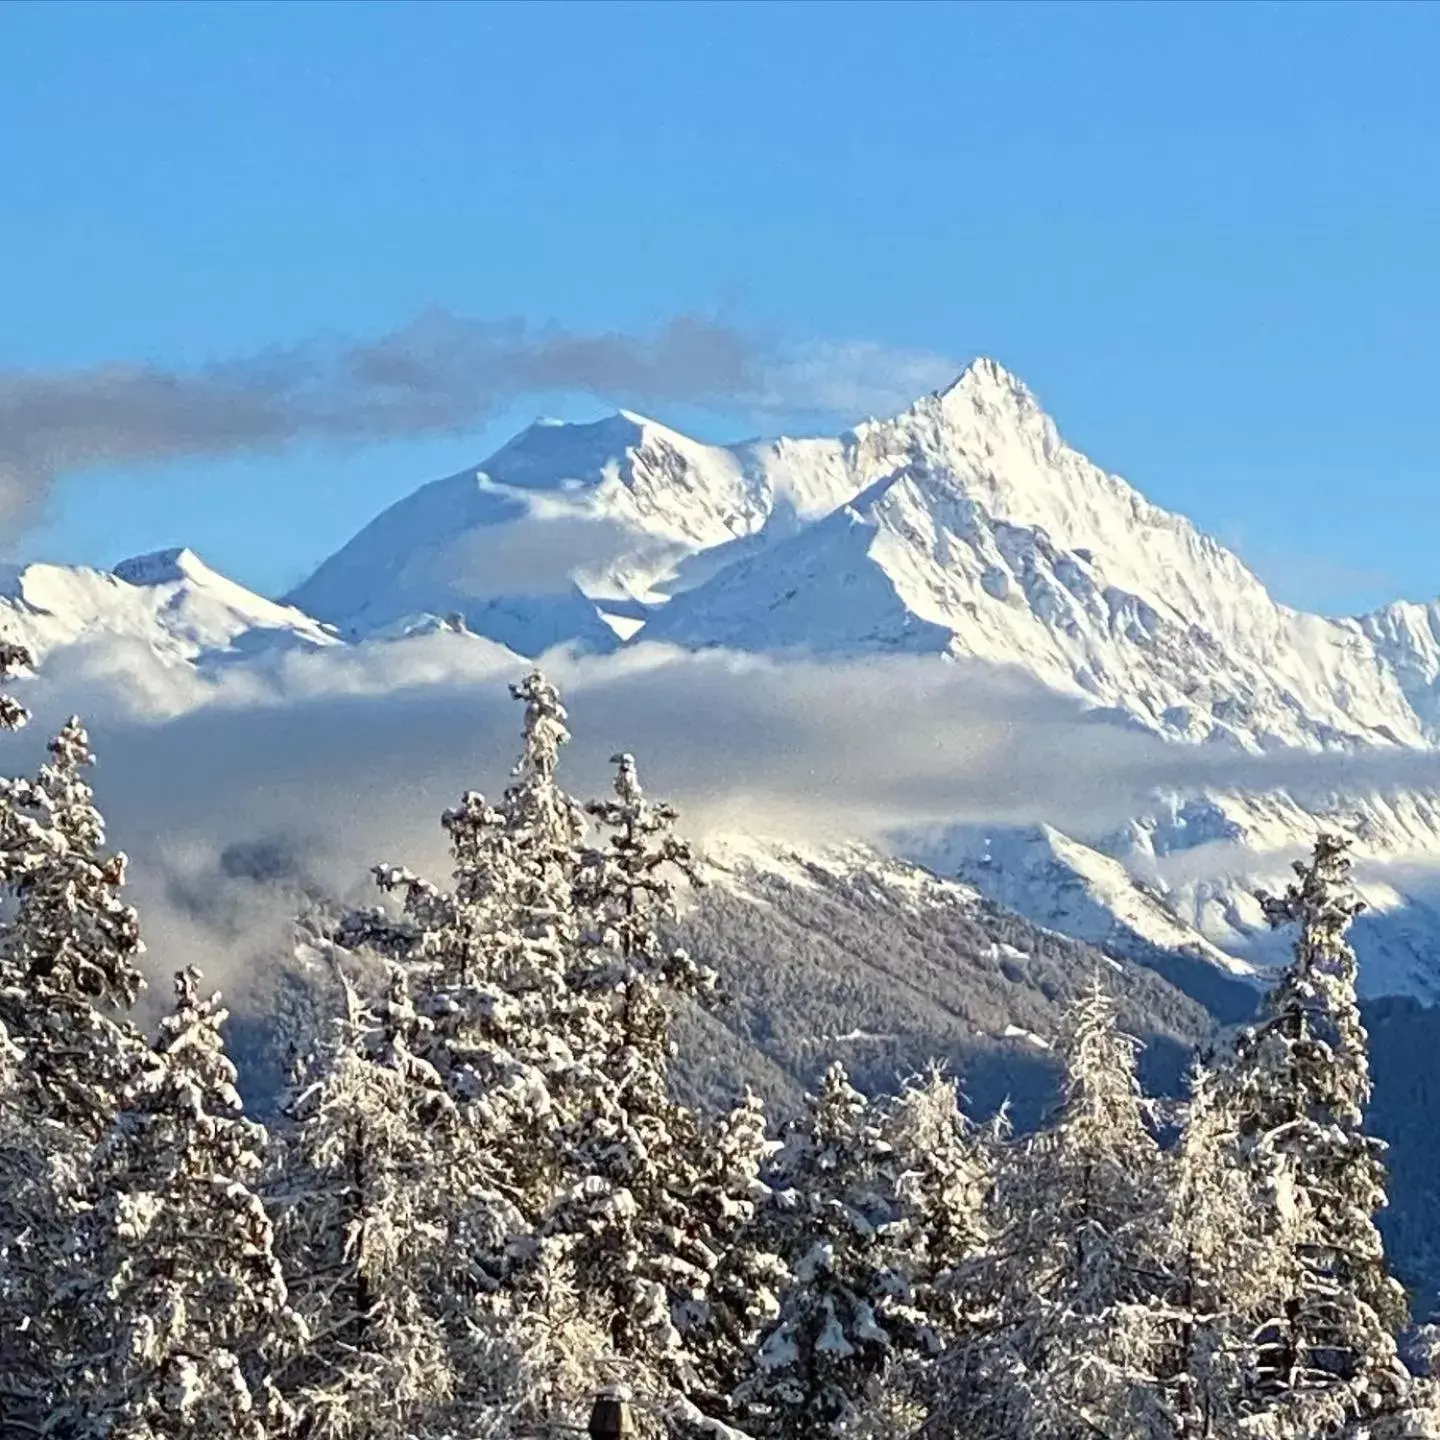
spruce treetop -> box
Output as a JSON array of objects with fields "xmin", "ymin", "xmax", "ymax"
[{"xmin": 0, "ymin": 638, "xmax": 32, "ymax": 733}]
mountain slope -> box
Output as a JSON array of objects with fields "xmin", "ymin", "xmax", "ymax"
[
  {"xmin": 646, "ymin": 364, "xmax": 1427, "ymax": 752},
  {"xmin": 287, "ymin": 410, "xmax": 871, "ymax": 651},
  {"xmin": 0, "ymin": 548, "xmax": 339, "ymax": 668},
  {"xmin": 674, "ymin": 836, "xmax": 1224, "ymax": 1127}
]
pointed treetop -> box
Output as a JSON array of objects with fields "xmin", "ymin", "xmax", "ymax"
[
  {"xmin": 1240, "ymin": 830, "xmax": 1374, "ymax": 1129},
  {"xmin": 610, "ymin": 751, "xmax": 641, "ymax": 807},
  {"xmin": 156, "ymin": 963, "xmax": 229, "ymax": 1050},
  {"xmin": 440, "ymin": 786, "xmax": 503, "ymax": 886},
  {"xmin": 809, "ymin": 1062, "xmax": 873, "ymax": 1150},
  {"xmin": 171, "ymin": 962, "xmax": 205, "ymax": 1013},
  {"xmin": 586, "ymin": 749, "xmax": 687, "ymax": 849},
  {"xmin": 47, "ymin": 715, "xmax": 93, "ymax": 772},
  {"xmin": 0, "ymin": 638, "xmax": 32, "ymax": 732},
  {"xmin": 153, "ymin": 965, "xmax": 243, "ymax": 1113},
  {"xmin": 1061, "ymin": 977, "xmax": 1140, "ymax": 1093},
  {"xmin": 508, "ymin": 669, "xmax": 570, "ymax": 788},
  {"xmin": 1259, "ymin": 831, "xmax": 1364, "ymax": 937},
  {"xmin": 1, "ymin": 713, "xmax": 144, "ymax": 1013}
]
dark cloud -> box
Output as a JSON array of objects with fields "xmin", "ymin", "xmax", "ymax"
[
  {"xmin": 0, "ymin": 312, "xmax": 963, "ymax": 540},
  {"xmin": 0, "ymin": 313, "xmax": 757, "ymax": 536}
]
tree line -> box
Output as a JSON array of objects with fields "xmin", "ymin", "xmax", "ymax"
[{"xmin": 0, "ymin": 642, "xmax": 1436, "ymax": 1439}]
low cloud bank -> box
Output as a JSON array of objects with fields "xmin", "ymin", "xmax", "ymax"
[{"xmin": 15, "ymin": 639, "xmax": 1440, "ymax": 1002}]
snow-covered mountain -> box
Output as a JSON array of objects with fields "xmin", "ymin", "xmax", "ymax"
[
  {"xmin": 900, "ymin": 802, "xmax": 1440, "ymax": 1007},
  {"xmin": 287, "ymin": 409, "xmax": 867, "ymax": 653},
  {"xmin": 0, "ymin": 548, "xmax": 338, "ymax": 668},
  {"xmin": 645, "ymin": 363, "xmax": 1433, "ymax": 753},
  {"xmin": 291, "ymin": 361, "xmax": 1440, "ymax": 751},
  {"xmin": 279, "ymin": 359, "xmax": 1440, "ymax": 1003}
]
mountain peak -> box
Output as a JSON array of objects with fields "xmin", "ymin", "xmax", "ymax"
[
  {"xmin": 933, "ymin": 355, "xmax": 1037, "ymax": 413},
  {"xmin": 113, "ymin": 547, "xmax": 215, "ymax": 587},
  {"xmin": 476, "ymin": 411, "xmax": 653, "ymax": 490}
]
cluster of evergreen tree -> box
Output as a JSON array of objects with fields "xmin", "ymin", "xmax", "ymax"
[{"xmin": 2, "ymin": 652, "xmax": 1438, "ymax": 1439}]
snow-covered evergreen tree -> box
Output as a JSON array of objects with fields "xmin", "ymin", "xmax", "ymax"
[
  {"xmin": 848, "ymin": 1066, "xmax": 995, "ymax": 1436},
  {"xmin": 0, "ymin": 993, "xmax": 49, "ymax": 1432},
  {"xmin": 274, "ymin": 962, "xmax": 457, "ymax": 1440},
  {"xmin": 1157, "ymin": 1062, "xmax": 1301, "ymax": 1440},
  {"xmin": 327, "ymin": 672, "xmax": 610, "ymax": 1429},
  {"xmin": 1223, "ymin": 833, "xmax": 1411, "ymax": 1433},
  {"xmin": 0, "ymin": 716, "xmax": 145, "ymax": 1135},
  {"xmin": 0, "ymin": 712, "xmax": 148, "ymax": 1431},
  {"xmin": 735, "ymin": 1062, "xmax": 908, "ymax": 1440},
  {"xmin": 61, "ymin": 967, "xmax": 300, "ymax": 1440},
  {"xmin": 883, "ymin": 1065, "xmax": 991, "ymax": 1346},
  {"xmin": 0, "ymin": 637, "xmax": 36, "ymax": 1428},
  {"xmin": 333, "ymin": 673, "xmax": 585, "ymax": 1266},
  {"xmin": 551, "ymin": 750, "xmax": 722, "ymax": 1383},
  {"xmin": 684, "ymin": 1089, "xmax": 787, "ymax": 1415},
  {"xmin": 937, "ymin": 982, "xmax": 1167, "ymax": 1440}
]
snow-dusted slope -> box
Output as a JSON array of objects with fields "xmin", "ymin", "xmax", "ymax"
[
  {"xmin": 647, "ymin": 363, "xmax": 1427, "ymax": 752},
  {"xmin": 0, "ymin": 549, "xmax": 339, "ymax": 667},
  {"xmin": 288, "ymin": 410, "xmax": 870, "ymax": 652},
  {"xmin": 903, "ymin": 822, "xmax": 1254, "ymax": 978},
  {"xmin": 900, "ymin": 784, "xmax": 1440, "ymax": 1006},
  {"xmin": 1360, "ymin": 599, "xmax": 1440, "ymax": 737},
  {"xmin": 1101, "ymin": 787, "xmax": 1440, "ymax": 1000},
  {"xmin": 681, "ymin": 833, "xmax": 1222, "ymax": 1121}
]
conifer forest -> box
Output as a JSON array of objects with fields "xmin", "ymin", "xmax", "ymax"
[{"xmin": 3, "ymin": 641, "xmax": 1439, "ymax": 1440}]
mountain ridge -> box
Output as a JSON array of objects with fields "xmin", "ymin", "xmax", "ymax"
[
  {"xmin": 0, "ymin": 547, "xmax": 338, "ymax": 667},
  {"xmin": 274, "ymin": 359, "xmax": 1440, "ymax": 1007},
  {"xmin": 281, "ymin": 358, "xmax": 1440, "ymax": 754}
]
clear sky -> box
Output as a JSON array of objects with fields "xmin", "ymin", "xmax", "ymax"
[{"xmin": 3, "ymin": 0, "xmax": 1439, "ymax": 613}]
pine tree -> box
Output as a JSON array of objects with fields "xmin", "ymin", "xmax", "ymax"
[
  {"xmin": 685, "ymin": 1090, "xmax": 787, "ymax": 1416},
  {"xmin": 328, "ymin": 671, "xmax": 607, "ymax": 1430},
  {"xmin": 1158, "ymin": 1063, "xmax": 1301, "ymax": 1440},
  {"xmin": 1223, "ymin": 833, "xmax": 1411, "ymax": 1433},
  {"xmin": 883, "ymin": 1065, "xmax": 991, "ymax": 1347},
  {"xmin": 735, "ymin": 1063, "xmax": 907, "ymax": 1440},
  {"xmin": 274, "ymin": 962, "xmax": 457, "ymax": 1440},
  {"xmin": 851, "ymin": 1066, "xmax": 995, "ymax": 1436},
  {"xmin": 0, "ymin": 716, "xmax": 146, "ymax": 1136},
  {"xmin": 0, "ymin": 993, "xmax": 47, "ymax": 1431},
  {"xmin": 62, "ymin": 967, "xmax": 300, "ymax": 1440},
  {"xmin": 0, "ymin": 711, "xmax": 148, "ymax": 1431},
  {"xmin": 0, "ymin": 638, "xmax": 37, "ymax": 1427},
  {"xmin": 334, "ymin": 672, "xmax": 587, "ymax": 1267},
  {"xmin": 553, "ymin": 750, "xmax": 722, "ymax": 1386},
  {"xmin": 938, "ymin": 983, "xmax": 1167, "ymax": 1440}
]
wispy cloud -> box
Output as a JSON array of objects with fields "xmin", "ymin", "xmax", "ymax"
[
  {"xmin": 0, "ymin": 313, "xmax": 965, "ymax": 540},
  {"xmin": 747, "ymin": 340, "xmax": 964, "ymax": 423}
]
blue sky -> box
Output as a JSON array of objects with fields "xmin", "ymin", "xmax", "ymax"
[{"xmin": 3, "ymin": 0, "xmax": 1438, "ymax": 612}]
